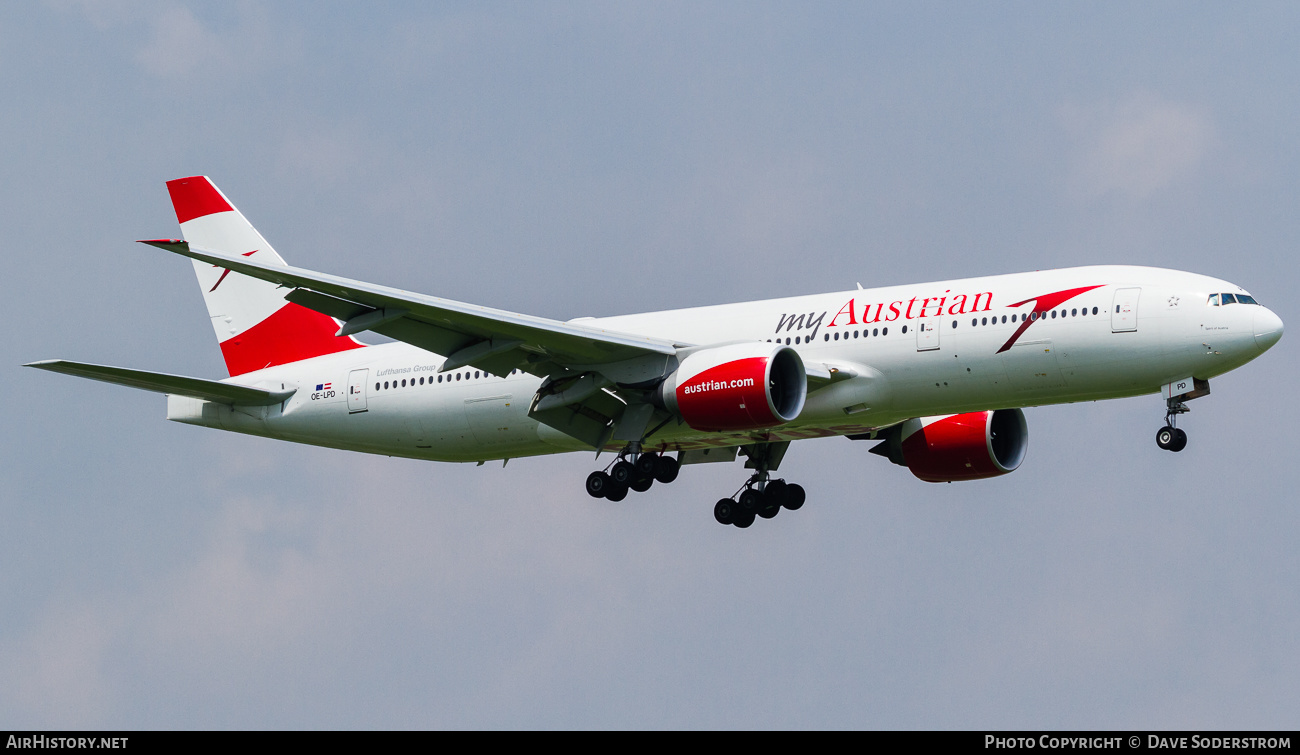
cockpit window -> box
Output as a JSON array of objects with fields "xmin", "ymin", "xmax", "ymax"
[{"xmin": 1208, "ymin": 292, "xmax": 1260, "ymax": 306}]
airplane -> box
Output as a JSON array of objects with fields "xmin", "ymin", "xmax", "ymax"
[{"xmin": 27, "ymin": 176, "xmax": 1285, "ymax": 528}]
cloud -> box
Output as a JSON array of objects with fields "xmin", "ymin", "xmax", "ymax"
[
  {"xmin": 132, "ymin": 4, "xmax": 227, "ymax": 79},
  {"xmin": 43, "ymin": 0, "xmax": 140, "ymax": 30},
  {"xmin": 1063, "ymin": 94, "xmax": 1214, "ymax": 201},
  {"xmin": 0, "ymin": 490, "xmax": 324, "ymax": 726},
  {"xmin": 47, "ymin": 0, "xmax": 288, "ymax": 83},
  {"xmin": 0, "ymin": 448, "xmax": 645, "ymax": 727},
  {"xmin": 277, "ymin": 127, "xmax": 364, "ymax": 186},
  {"xmin": 0, "ymin": 602, "xmax": 114, "ymax": 725}
]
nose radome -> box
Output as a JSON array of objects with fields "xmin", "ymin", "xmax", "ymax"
[{"xmin": 1254, "ymin": 307, "xmax": 1284, "ymax": 352}]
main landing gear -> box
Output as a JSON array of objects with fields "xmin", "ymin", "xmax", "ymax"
[
  {"xmin": 712, "ymin": 474, "xmax": 805, "ymax": 529},
  {"xmin": 1156, "ymin": 396, "xmax": 1189, "ymax": 453},
  {"xmin": 584, "ymin": 440, "xmax": 807, "ymax": 529},
  {"xmin": 713, "ymin": 441, "xmax": 805, "ymax": 529},
  {"xmin": 585, "ymin": 448, "xmax": 681, "ymax": 502}
]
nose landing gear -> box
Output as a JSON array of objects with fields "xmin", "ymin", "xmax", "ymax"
[
  {"xmin": 1155, "ymin": 377, "xmax": 1210, "ymax": 453},
  {"xmin": 1156, "ymin": 396, "xmax": 1190, "ymax": 453},
  {"xmin": 1156, "ymin": 424, "xmax": 1187, "ymax": 452}
]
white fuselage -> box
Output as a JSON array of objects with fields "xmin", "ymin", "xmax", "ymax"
[{"xmin": 166, "ymin": 265, "xmax": 1282, "ymax": 462}]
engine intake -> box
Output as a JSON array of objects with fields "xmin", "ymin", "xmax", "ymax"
[{"xmin": 660, "ymin": 343, "xmax": 806, "ymax": 431}]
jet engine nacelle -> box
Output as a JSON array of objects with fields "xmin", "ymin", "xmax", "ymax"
[
  {"xmin": 660, "ymin": 343, "xmax": 807, "ymax": 431},
  {"xmin": 876, "ymin": 409, "xmax": 1028, "ymax": 482}
]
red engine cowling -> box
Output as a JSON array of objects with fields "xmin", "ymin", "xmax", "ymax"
[
  {"xmin": 897, "ymin": 409, "xmax": 1028, "ymax": 482},
  {"xmin": 660, "ymin": 343, "xmax": 807, "ymax": 431}
]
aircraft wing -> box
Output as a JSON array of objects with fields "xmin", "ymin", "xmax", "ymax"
[
  {"xmin": 25, "ymin": 360, "xmax": 295, "ymax": 406},
  {"xmin": 141, "ymin": 240, "xmax": 682, "ymax": 378}
]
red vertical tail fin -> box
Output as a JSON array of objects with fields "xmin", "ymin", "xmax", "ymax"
[{"xmin": 164, "ymin": 176, "xmax": 365, "ymax": 376}]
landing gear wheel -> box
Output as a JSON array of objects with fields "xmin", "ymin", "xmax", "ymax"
[
  {"xmin": 1170, "ymin": 427, "xmax": 1188, "ymax": 452},
  {"xmin": 758, "ymin": 482, "xmax": 784, "ymax": 519},
  {"xmin": 738, "ymin": 488, "xmax": 763, "ymax": 514},
  {"xmin": 585, "ymin": 471, "xmax": 612, "ymax": 499},
  {"xmin": 630, "ymin": 475, "xmax": 654, "ymax": 493},
  {"xmin": 611, "ymin": 460, "xmax": 636, "ymax": 485},
  {"xmin": 605, "ymin": 482, "xmax": 629, "ymax": 502},
  {"xmin": 653, "ymin": 455, "xmax": 680, "ymax": 484},
  {"xmin": 714, "ymin": 498, "xmax": 735, "ymax": 525},
  {"xmin": 783, "ymin": 483, "xmax": 805, "ymax": 511},
  {"xmin": 1156, "ymin": 426, "xmax": 1177, "ymax": 451},
  {"xmin": 635, "ymin": 453, "xmax": 659, "ymax": 477},
  {"xmin": 732, "ymin": 510, "xmax": 756, "ymax": 529}
]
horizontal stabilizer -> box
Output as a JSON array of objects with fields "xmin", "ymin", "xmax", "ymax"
[
  {"xmin": 138, "ymin": 238, "xmax": 189, "ymax": 254},
  {"xmin": 25, "ymin": 360, "xmax": 295, "ymax": 406}
]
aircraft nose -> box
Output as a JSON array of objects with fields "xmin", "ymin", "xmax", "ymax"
[{"xmin": 1254, "ymin": 307, "xmax": 1284, "ymax": 352}]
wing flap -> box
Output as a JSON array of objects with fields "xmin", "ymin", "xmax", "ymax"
[
  {"xmin": 527, "ymin": 386, "xmax": 626, "ymax": 450},
  {"xmin": 25, "ymin": 360, "xmax": 294, "ymax": 406}
]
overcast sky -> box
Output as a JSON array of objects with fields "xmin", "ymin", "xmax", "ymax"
[{"xmin": 3, "ymin": 2, "xmax": 1297, "ymax": 729}]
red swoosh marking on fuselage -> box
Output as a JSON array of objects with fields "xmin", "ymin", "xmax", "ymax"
[
  {"xmin": 209, "ymin": 250, "xmax": 259, "ymax": 292},
  {"xmin": 995, "ymin": 285, "xmax": 1106, "ymax": 353}
]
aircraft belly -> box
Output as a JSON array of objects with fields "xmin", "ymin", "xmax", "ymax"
[
  {"xmin": 463, "ymin": 394, "xmax": 532, "ymax": 447},
  {"xmin": 1001, "ymin": 339, "xmax": 1066, "ymax": 391}
]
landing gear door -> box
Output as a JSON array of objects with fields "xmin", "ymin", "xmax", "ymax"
[
  {"xmin": 916, "ymin": 320, "xmax": 940, "ymax": 351},
  {"xmin": 347, "ymin": 368, "xmax": 369, "ymax": 413},
  {"xmin": 1111, "ymin": 288, "xmax": 1140, "ymax": 332}
]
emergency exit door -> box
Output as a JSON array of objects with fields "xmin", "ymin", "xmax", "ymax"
[
  {"xmin": 1111, "ymin": 288, "xmax": 1140, "ymax": 332},
  {"xmin": 347, "ymin": 368, "xmax": 369, "ymax": 413},
  {"xmin": 916, "ymin": 320, "xmax": 940, "ymax": 351}
]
